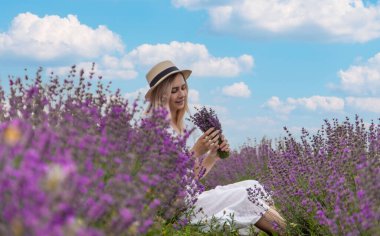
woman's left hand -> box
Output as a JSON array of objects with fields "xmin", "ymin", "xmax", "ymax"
[{"xmin": 210, "ymin": 134, "xmax": 230, "ymax": 157}]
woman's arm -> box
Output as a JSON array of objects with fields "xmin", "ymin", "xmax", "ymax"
[
  {"xmin": 193, "ymin": 134, "xmax": 230, "ymax": 179},
  {"xmin": 190, "ymin": 127, "xmax": 220, "ymax": 158},
  {"xmin": 194, "ymin": 152, "xmax": 218, "ymax": 179}
]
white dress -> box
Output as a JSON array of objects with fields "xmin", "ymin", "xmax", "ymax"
[
  {"xmin": 190, "ymin": 180, "xmax": 271, "ymax": 235},
  {"xmin": 172, "ymin": 127, "xmax": 272, "ymax": 235}
]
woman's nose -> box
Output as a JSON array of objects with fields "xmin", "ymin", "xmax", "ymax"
[{"xmin": 179, "ymin": 89, "xmax": 185, "ymax": 97}]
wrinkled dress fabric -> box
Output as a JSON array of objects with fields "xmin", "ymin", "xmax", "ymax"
[
  {"xmin": 190, "ymin": 180, "xmax": 271, "ymax": 235},
  {"xmin": 170, "ymin": 127, "xmax": 270, "ymax": 235}
]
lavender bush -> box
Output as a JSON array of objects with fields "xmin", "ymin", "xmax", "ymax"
[
  {"xmin": 188, "ymin": 106, "xmax": 230, "ymax": 159},
  {"xmin": 0, "ymin": 119, "xmax": 102, "ymax": 236},
  {"xmin": 0, "ymin": 66, "xmax": 202, "ymax": 235},
  {"xmin": 204, "ymin": 116, "xmax": 380, "ymax": 235}
]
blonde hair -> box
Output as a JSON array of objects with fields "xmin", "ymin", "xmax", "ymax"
[{"xmin": 145, "ymin": 73, "xmax": 189, "ymax": 134}]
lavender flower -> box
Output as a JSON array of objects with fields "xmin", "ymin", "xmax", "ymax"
[
  {"xmin": 188, "ymin": 106, "xmax": 229, "ymax": 159},
  {"xmin": 200, "ymin": 116, "xmax": 380, "ymax": 235},
  {"xmin": 0, "ymin": 66, "xmax": 203, "ymax": 235}
]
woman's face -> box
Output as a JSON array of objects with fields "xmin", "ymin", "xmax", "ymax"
[{"xmin": 169, "ymin": 73, "xmax": 187, "ymax": 112}]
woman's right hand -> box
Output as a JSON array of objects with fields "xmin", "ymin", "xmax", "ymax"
[{"xmin": 191, "ymin": 127, "xmax": 220, "ymax": 158}]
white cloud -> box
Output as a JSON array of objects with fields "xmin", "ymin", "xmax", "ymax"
[
  {"xmin": 0, "ymin": 12, "xmax": 138, "ymax": 80},
  {"xmin": 287, "ymin": 96, "xmax": 345, "ymax": 111},
  {"xmin": 346, "ymin": 97, "xmax": 380, "ymax": 113},
  {"xmin": 47, "ymin": 41, "xmax": 253, "ymax": 79},
  {"xmin": 0, "ymin": 12, "xmax": 124, "ymax": 61},
  {"xmin": 47, "ymin": 55, "xmax": 138, "ymax": 80},
  {"xmin": 264, "ymin": 95, "xmax": 345, "ymax": 115},
  {"xmin": 188, "ymin": 89, "xmax": 200, "ymax": 103},
  {"xmin": 3, "ymin": 14, "xmax": 254, "ymax": 79},
  {"xmin": 125, "ymin": 86, "xmax": 150, "ymax": 101},
  {"xmin": 222, "ymin": 82, "xmax": 251, "ymax": 98},
  {"xmin": 338, "ymin": 53, "xmax": 380, "ymax": 95},
  {"xmin": 264, "ymin": 96, "xmax": 296, "ymax": 115},
  {"xmin": 126, "ymin": 41, "xmax": 254, "ymax": 77},
  {"xmin": 173, "ymin": 0, "xmax": 380, "ymax": 42}
]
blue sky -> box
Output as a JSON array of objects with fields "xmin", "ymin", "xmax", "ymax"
[{"xmin": 1, "ymin": 0, "xmax": 380, "ymax": 148}]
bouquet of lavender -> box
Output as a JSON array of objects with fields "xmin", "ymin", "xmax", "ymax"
[{"xmin": 188, "ymin": 106, "xmax": 230, "ymax": 159}]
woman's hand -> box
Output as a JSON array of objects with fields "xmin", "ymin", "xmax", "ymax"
[
  {"xmin": 194, "ymin": 133, "xmax": 230, "ymax": 179},
  {"xmin": 209, "ymin": 134, "xmax": 230, "ymax": 157},
  {"xmin": 191, "ymin": 127, "xmax": 220, "ymax": 158},
  {"xmin": 220, "ymin": 134, "xmax": 230, "ymax": 152}
]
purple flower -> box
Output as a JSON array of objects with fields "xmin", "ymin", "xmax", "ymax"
[
  {"xmin": 188, "ymin": 106, "xmax": 229, "ymax": 159},
  {"xmin": 120, "ymin": 208, "xmax": 133, "ymax": 224},
  {"xmin": 0, "ymin": 66, "xmax": 203, "ymax": 235}
]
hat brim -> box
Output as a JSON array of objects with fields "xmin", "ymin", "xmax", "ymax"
[{"xmin": 145, "ymin": 69, "xmax": 192, "ymax": 101}]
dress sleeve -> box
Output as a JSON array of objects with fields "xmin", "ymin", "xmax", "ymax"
[{"xmin": 186, "ymin": 126, "xmax": 202, "ymax": 150}]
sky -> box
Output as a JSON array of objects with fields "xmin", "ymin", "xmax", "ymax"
[{"xmin": 1, "ymin": 0, "xmax": 380, "ymax": 148}]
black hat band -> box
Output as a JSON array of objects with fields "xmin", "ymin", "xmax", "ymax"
[{"xmin": 149, "ymin": 66, "xmax": 179, "ymax": 87}]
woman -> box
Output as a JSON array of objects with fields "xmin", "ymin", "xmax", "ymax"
[{"xmin": 144, "ymin": 60, "xmax": 286, "ymax": 235}]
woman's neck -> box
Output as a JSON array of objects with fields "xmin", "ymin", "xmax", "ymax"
[
  {"xmin": 170, "ymin": 109, "xmax": 178, "ymax": 124},
  {"xmin": 170, "ymin": 121, "xmax": 180, "ymax": 133},
  {"xmin": 170, "ymin": 106, "xmax": 177, "ymax": 119}
]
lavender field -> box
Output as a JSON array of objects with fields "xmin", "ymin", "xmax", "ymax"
[{"xmin": 0, "ymin": 69, "xmax": 379, "ymax": 236}]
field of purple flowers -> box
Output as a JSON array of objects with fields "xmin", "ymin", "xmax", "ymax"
[
  {"xmin": 0, "ymin": 67, "xmax": 379, "ymax": 235},
  {"xmin": 205, "ymin": 119, "xmax": 380, "ymax": 235}
]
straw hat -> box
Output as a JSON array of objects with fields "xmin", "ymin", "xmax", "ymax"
[{"xmin": 145, "ymin": 60, "xmax": 192, "ymax": 100}]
